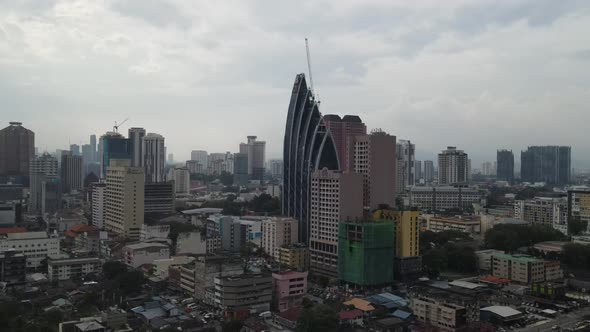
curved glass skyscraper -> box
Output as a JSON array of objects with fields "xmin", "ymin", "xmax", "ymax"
[{"xmin": 282, "ymin": 73, "xmax": 340, "ymax": 243}]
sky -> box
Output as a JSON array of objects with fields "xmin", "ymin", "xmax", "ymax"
[{"xmin": 1, "ymin": 0, "xmax": 589, "ymax": 168}]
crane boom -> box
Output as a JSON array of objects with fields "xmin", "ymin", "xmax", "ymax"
[
  {"xmin": 113, "ymin": 117, "xmax": 129, "ymax": 133},
  {"xmin": 305, "ymin": 38, "xmax": 315, "ymax": 96}
]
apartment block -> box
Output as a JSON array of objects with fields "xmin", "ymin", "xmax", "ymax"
[
  {"xmin": 213, "ymin": 274, "xmax": 273, "ymax": 319},
  {"xmin": 0, "ymin": 231, "xmax": 60, "ymax": 269},
  {"xmin": 409, "ymin": 186, "xmax": 481, "ymax": 211},
  {"xmin": 278, "ymin": 245, "xmax": 308, "ymax": 270},
  {"xmin": 261, "ymin": 217, "xmax": 298, "ymax": 261},
  {"xmin": 47, "ymin": 257, "xmax": 102, "ymax": 282},
  {"xmin": 491, "ymin": 254, "xmax": 562, "ymax": 284},
  {"xmin": 272, "ymin": 271, "xmax": 308, "ymax": 312},
  {"xmin": 104, "ymin": 165, "xmax": 145, "ymax": 240},
  {"xmin": 123, "ymin": 242, "xmax": 170, "ymax": 268},
  {"xmin": 428, "ymin": 216, "xmax": 481, "ymax": 234}
]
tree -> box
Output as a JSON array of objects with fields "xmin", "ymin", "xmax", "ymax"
[
  {"xmin": 423, "ymin": 247, "xmax": 447, "ymax": 277},
  {"xmin": 168, "ymin": 221, "xmax": 200, "ymax": 254},
  {"xmin": 103, "ymin": 261, "xmax": 128, "ymax": 279},
  {"xmin": 446, "ymin": 244, "xmax": 478, "ymax": 273},
  {"xmin": 219, "ymin": 171, "xmax": 234, "ymax": 186},
  {"xmin": 117, "ymin": 271, "xmax": 146, "ymax": 295},
  {"xmin": 568, "ymin": 216, "xmax": 588, "ymax": 236},
  {"xmin": 222, "ymin": 320, "xmax": 244, "ymax": 332},
  {"xmin": 247, "ymin": 194, "xmax": 280, "ymax": 215},
  {"xmin": 296, "ymin": 304, "xmax": 338, "ymax": 332},
  {"xmin": 484, "ymin": 224, "xmax": 566, "ymax": 252},
  {"xmin": 562, "ymin": 243, "xmax": 590, "ymax": 269}
]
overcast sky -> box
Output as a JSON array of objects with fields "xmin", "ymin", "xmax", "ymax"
[{"xmin": 1, "ymin": 0, "xmax": 589, "ymax": 167}]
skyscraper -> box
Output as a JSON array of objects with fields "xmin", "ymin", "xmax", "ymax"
[
  {"xmin": 91, "ymin": 182, "xmax": 106, "ymax": 229},
  {"xmin": 396, "ymin": 140, "xmax": 415, "ymax": 193},
  {"xmin": 309, "ymin": 168, "xmax": 364, "ymax": 277},
  {"xmin": 142, "ymin": 133, "xmax": 166, "ymax": 183},
  {"xmin": 30, "ymin": 152, "xmax": 58, "ymax": 178},
  {"xmin": 70, "ymin": 144, "xmax": 80, "ymax": 156},
  {"xmin": 0, "ymin": 122, "xmax": 35, "ymax": 181},
  {"xmin": 323, "ymin": 114, "xmax": 367, "ymax": 172},
  {"xmin": 352, "ymin": 130, "xmax": 397, "ymax": 210},
  {"xmin": 438, "ymin": 146, "xmax": 469, "ymax": 185},
  {"xmin": 82, "ymin": 144, "xmax": 93, "ymax": 165},
  {"xmin": 99, "ymin": 132, "xmax": 132, "ymax": 178},
  {"xmin": 90, "ymin": 135, "xmax": 97, "ymax": 162},
  {"xmin": 61, "ymin": 151, "xmax": 83, "ymax": 193},
  {"xmin": 104, "ymin": 164, "xmax": 144, "ymax": 240},
  {"xmin": 29, "ymin": 153, "xmax": 60, "ymax": 214},
  {"xmin": 241, "ymin": 136, "xmax": 266, "ymax": 182},
  {"xmin": 128, "ymin": 127, "xmax": 146, "ymax": 167},
  {"xmin": 282, "ymin": 73, "xmax": 340, "ymax": 243},
  {"xmin": 415, "ymin": 160, "xmax": 422, "ymax": 183},
  {"xmin": 521, "ymin": 146, "xmax": 571, "ymax": 185},
  {"xmin": 269, "ymin": 159, "xmax": 283, "ymax": 179},
  {"xmin": 233, "ymin": 153, "xmax": 249, "ymax": 186},
  {"xmin": 190, "ymin": 150, "xmax": 208, "ymax": 171},
  {"xmin": 424, "ymin": 160, "xmax": 434, "ymax": 183}
]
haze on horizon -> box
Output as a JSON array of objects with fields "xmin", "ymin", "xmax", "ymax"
[{"xmin": 1, "ymin": 0, "xmax": 589, "ymax": 167}]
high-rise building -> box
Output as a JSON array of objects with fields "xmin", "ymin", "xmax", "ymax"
[
  {"xmin": 0, "ymin": 122, "xmax": 35, "ymax": 180},
  {"xmin": 99, "ymin": 132, "xmax": 132, "ymax": 178},
  {"xmin": 142, "ymin": 133, "xmax": 165, "ymax": 183},
  {"xmin": 128, "ymin": 127, "xmax": 146, "ymax": 167},
  {"xmin": 481, "ymin": 161, "xmax": 494, "ymax": 176},
  {"xmin": 30, "ymin": 153, "xmax": 58, "ymax": 178},
  {"xmin": 190, "ymin": 150, "xmax": 208, "ymax": 171},
  {"xmin": 60, "ymin": 151, "xmax": 83, "ymax": 194},
  {"xmin": 240, "ymin": 136, "xmax": 266, "ymax": 182},
  {"xmin": 91, "ymin": 182, "xmax": 106, "ymax": 229},
  {"xmin": 81, "ymin": 144, "xmax": 93, "ymax": 165},
  {"xmin": 415, "ymin": 160, "xmax": 422, "ymax": 183},
  {"xmin": 282, "ymin": 74, "xmax": 340, "ymax": 243},
  {"xmin": 70, "ymin": 144, "xmax": 80, "ymax": 156},
  {"xmin": 233, "ymin": 153, "xmax": 249, "ymax": 186},
  {"xmin": 268, "ymin": 159, "xmax": 284, "ymax": 179},
  {"xmin": 352, "ymin": 131, "xmax": 397, "ymax": 210},
  {"xmin": 568, "ymin": 187, "xmax": 590, "ymax": 234},
  {"xmin": 521, "ymin": 146, "xmax": 571, "ymax": 185},
  {"xmin": 309, "ymin": 168, "xmax": 364, "ymax": 277},
  {"xmin": 29, "ymin": 153, "xmax": 60, "ymax": 215},
  {"xmin": 172, "ymin": 167, "xmax": 190, "ymax": 194},
  {"xmin": 90, "ymin": 135, "xmax": 97, "ymax": 162},
  {"xmin": 167, "ymin": 153, "xmax": 174, "ymax": 164},
  {"xmin": 438, "ymin": 146, "xmax": 469, "ymax": 185},
  {"xmin": 104, "ymin": 165, "xmax": 144, "ymax": 240},
  {"xmin": 323, "ymin": 114, "xmax": 367, "ymax": 172},
  {"xmin": 144, "ymin": 181, "xmax": 175, "ymax": 215},
  {"xmin": 424, "ymin": 160, "xmax": 434, "ymax": 183},
  {"xmin": 396, "ymin": 140, "xmax": 415, "ymax": 193},
  {"xmin": 261, "ymin": 217, "xmax": 298, "ymax": 261}
]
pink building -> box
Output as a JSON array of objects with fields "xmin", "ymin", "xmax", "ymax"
[{"xmin": 272, "ymin": 271, "xmax": 308, "ymax": 312}]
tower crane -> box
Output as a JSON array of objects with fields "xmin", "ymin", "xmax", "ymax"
[{"xmin": 113, "ymin": 118, "xmax": 128, "ymax": 133}]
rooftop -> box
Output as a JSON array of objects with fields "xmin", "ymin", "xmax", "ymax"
[
  {"xmin": 493, "ymin": 253, "xmax": 543, "ymax": 263},
  {"xmin": 339, "ymin": 309, "xmax": 363, "ymax": 321},
  {"xmin": 481, "ymin": 306, "xmax": 522, "ymax": 318},
  {"xmin": 48, "ymin": 257, "xmax": 101, "ymax": 265},
  {"xmin": 0, "ymin": 227, "xmax": 26, "ymax": 234},
  {"xmin": 343, "ymin": 298, "xmax": 375, "ymax": 312},
  {"xmin": 124, "ymin": 242, "xmax": 169, "ymax": 250}
]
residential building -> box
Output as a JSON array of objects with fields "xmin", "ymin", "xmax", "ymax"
[
  {"xmin": 282, "ymin": 73, "xmax": 340, "ymax": 244},
  {"xmin": 0, "ymin": 122, "xmax": 35, "ymax": 181},
  {"xmin": 128, "ymin": 127, "xmax": 146, "ymax": 167},
  {"xmin": 278, "ymin": 245, "xmax": 308, "ymax": 270},
  {"xmin": 261, "ymin": 217, "xmax": 298, "ymax": 261},
  {"xmin": 352, "ymin": 131, "xmax": 397, "ymax": 210},
  {"xmin": 491, "ymin": 254, "xmax": 563, "ymax": 284},
  {"xmin": 272, "ymin": 271, "xmax": 308, "ymax": 312},
  {"xmin": 233, "ymin": 153, "xmax": 249, "ymax": 186},
  {"xmin": 142, "ymin": 133, "xmax": 166, "ymax": 183},
  {"xmin": 179, "ymin": 255, "xmax": 243, "ymax": 301},
  {"xmin": 409, "ymin": 186, "xmax": 481, "ymax": 211},
  {"xmin": 99, "ymin": 132, "xmax": 132, "ymax": 179},
  {"xmin": 240, "ymin": 136, "xmax": 266, "ymax": 182},
  {"xmin": 30, "ymin": 152, "xmax": 58, "ymax": 178},
  {"xmin": 497, "ymin": 150, "xmax": 514, "ymax": 183},
  {"xmin": 0, "ymin": 249, "xmax": 26, "ymax": 285},
  {"xmin": 415, "ymin": 160, "xmax": 422, "ymax": 183},
  {"xmin": 309, "ymin": 168, "xmax": 364, "ymax": 277},
  {"xmin": 185, "ymin": 160, "xmax": 203, "ymax": 174},
  {"xmin": 29, "ymin": 171, "xmax": 61, "ymax": 215},
  {"xmin": 139, "ymin": 224, "xmax": 170, "ymax": 242},
  {"xmin": 428, "ymin": 216, "xmax": 481, "ymax": 234},
  {"xmin": 123, "ymin": 242, "xmax": 170, "ymax": 268},
  {"xmin": 153, "ymin": 255, "xmax": 195, "ymax": 279},
  {"xmin": 474, "ymin": 249, "xmax": 504, "ymax": 271},
  {"xmin": 190, "ymin": 150, "xmax": 208, "ymax": 171},
  {"xmin": 322, "ymin": 114, "xmax": 367, "ymax": 172},
  {"xmin": 213, "ymin": 274, "xmax": 273, "ymax": 318},
  {"xmin": 268, "ymin": 159, "xmax": 284, "ymax": 179},
  {"xmin": 91, "ymin": 182, "xmax": 106, "ymax": 228},
  {"xmin": 338, "ymin": 219, "xmax": 396, "ymax": 287},
  {"xmin": 424, "ymin": 160, "xmax": 434, "ymax": 183},
  {"xmin": 514, "ymin": 197, "xmax": 567, "ymax": 230},
  {"xmin": 0, "ymin": 231, "xmax": 60, "ymax": 269},
  {"xmin": 521, "ymin": 146, "xmax": 571, "ymax": 185},
  {"xmin": 47, "ymin": 257, "xmax": 102, "ymax": 282},
  {"xmin": 144, "ymin": 181, "xmax": 175, "ymax": 214},
  {"xmin": 104, "ymin": 165, "xmax": 145, "ymax": 240},
  {"xmin": 396, "ymin": 139, "xmax": 415, "ymax": 194},
  {"xmin": 171, "ymin": 167, "xmax": 190, "ymax": 194},
  {"xmin": 438, "ymin": 146, "xmax": 469, "ymax": 185},
  {"xmin": 61, "ymin": 151, "xmax": 83, "ymax": 193},
  {"xmin": 176, "ymin": 231, "xmax": 221, "ymax": 255},
  {"xmin": 568, "ymin": 187, "xmax": 590, "ymax": 234}
]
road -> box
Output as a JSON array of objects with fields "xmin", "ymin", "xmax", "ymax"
[{"xmin": 515, "ymin": 306, "xmax": 590, "ymax": 332}]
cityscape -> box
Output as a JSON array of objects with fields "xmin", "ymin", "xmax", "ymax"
[{"xmin": 1, "ymin": 2, "xmax": 590, "ymax": 332}]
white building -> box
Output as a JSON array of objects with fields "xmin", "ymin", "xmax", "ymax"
[
  {"xmin": 396, "ymin": 139, "xmax": 415, "ymax": 194},
  {"xmin": 409, "ymin": 186, "xmax": 481, "ymax": 211},
  {"xmin": 176, "ymin": 232, "xmax": 221, "ymax": 255},
  {"xmin": 514, "ymin": 197, "xmax": 568, "ymax": 234},
  {"xmin": 30, "ymin": 153, "xmax": 58, "ymax": 177},
  {"xmin": 172, "ymin": 167, "xmax": 190, "ymax": 194},
  {"xmin": 190, "ymin": 150, "xmax": 208, "ymax": 171},
  {"xmin": 424, "ymin": 160, "xmax": 434, "ymax": 183},
  {"xmin": 0, "ymin": 231, "xmax": 60, "ymax": 268},
  {"xmin": 105, "ymin": 165, "xmax": 145, "ymax": 240},
  {"xmin": 474, "ymin": 249, "xmax": 504, "ymax": 271},
  {"xmin": 139, "ymin": 224, "xmax": 170, "ymax": 243},
  {"xmin": 91, "ymin": 182, "xmax": 106, "ymax": 229},
  {"xmin": 438, "ymin": 146, "xmax": 469, "ymax": 185},
  {"xmin": 269, "ymin": 159, "xmax": 283, "ymax": 179},
  {"xmin": 153, "ymin": 255, "xmax": 195, "ymax": 279},
  {"xmin": 261, "ymin": 217, "xmax": 298, "ymax": 261},
  {"xmin": 142, "ymin": 133, "xmax": 166, "ymax": 183},
  {"xmin": 48, "ymin": 257, "xmax": 102, "ymax": 282},
  {"xmin": 123, "ymin": 242, "xmax": 170, "ymax": 268}
]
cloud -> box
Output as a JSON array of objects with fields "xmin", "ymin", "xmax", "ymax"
[{"xmin": 0, "ymin": 0, "xmax": 589, "ymax": 167}]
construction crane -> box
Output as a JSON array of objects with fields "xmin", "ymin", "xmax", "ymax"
[
  {"xmin": 113, "ymin": 118, "xmax": 128, "ymax": 133},
  {"xmin": 305, "ymin": 38, "xmax": 318, "ymax": 102}
]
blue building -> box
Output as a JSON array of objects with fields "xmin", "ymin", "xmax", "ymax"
[{"xmin": 100, "ymin": 132, "xmax": 133, "ymax": 178}]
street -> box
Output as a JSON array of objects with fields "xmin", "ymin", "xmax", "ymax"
[{"xmin": 515, "ymin": 306, "xmax": 590, "ymax": 332}]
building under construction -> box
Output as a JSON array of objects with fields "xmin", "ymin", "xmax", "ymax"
[{"xmin": 338, "ymin": 219, "xmax": 396, "ymax": 288}]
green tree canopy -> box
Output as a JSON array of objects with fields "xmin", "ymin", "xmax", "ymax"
[
  {"xmin": 484, "ymin": 224, "xmax": 567, "ymax": 252},
  {"xmin": 296, "ymin": 304, "xmax": 338, "ymax": 332}
]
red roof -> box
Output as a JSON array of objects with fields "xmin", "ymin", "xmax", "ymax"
[
  {"xmin": 339, "ymin": 309, "xmax": 363, "ymax": 321},
  {"xmin": 0, "ymin": 227, "xmax": 26, "ymax": 234},
  {"xmin": 278, "ymin": 307, "xmax": 302, "ymax": 322},
  {"xmin": 479, "ymin": 276, "xmax": 511, "ymax": 284},
  {"xmin": 69, "ymin": 224, "xmax": 98, "ymax": 233}
]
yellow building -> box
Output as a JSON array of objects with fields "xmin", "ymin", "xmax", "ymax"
[
  {"xmin": 373, "ymin": 209, "xmax": 420, "ymax": 257},
  {"xmin": 278, "ymin": 245, "xmax": 308, "ymax": 270}
]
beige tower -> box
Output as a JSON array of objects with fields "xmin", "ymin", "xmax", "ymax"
[{"xmin": 105, "ymin": 162, "xmax": 145, "ymax": 240}]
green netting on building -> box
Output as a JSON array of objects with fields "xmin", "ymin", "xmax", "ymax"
[{"xmin": 338, "ymin": 219, "xmax": 396, "ymax": 287}]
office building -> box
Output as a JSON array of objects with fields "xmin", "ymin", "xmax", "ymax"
[
  {"xmin": 521, "ymin": 146, "xmax": 571, "ymax": 185},
  {"xmin": 491, "ymin": 254, "xmax": 563, "ymax": 284},
  {"xmin": 186, "ymin": 160, "xmax": 203, "ymax": 174},
  {"xmin": 568, "ymin": 187, "xmax": 590, "ymax": 234},
  {"xmin": 396, "ymin": 139, "xmax": 415, "ymax": 193},
  {"xmin": 90, "ymin": 134, "xmax": 97, "ymax": 162},
  {"xmin": 496, "ymin": 150, "xmax": 514, "ymax": 182},
  {"xmin": 179, "ymin": 255, "xmax": 244, "ymax": 301},
  {"xmin": 91, "ymin": 182, "xmax": 106, "ymax": 228},
  {"xmin": 278, "ymin": 245, "xmax": 308, "ymax": 270},
  {"xmin": 240, "ymin": 136, "xmax": 266, "ymax": 181},
  {"xmin": 99, "ymin": 132, "xmax": 132, "ymax": 178},
  {"xmin": 309, "ymin": 168, "xmax": 364, "ymax": 277},
  {"xmin": 428, "ymin": 216, "xmax": 481, "ymax": 234},
  {"xmin": 61, "ymin": 151, "xmax": 83, "ymax": 193},
  {"xmin": 272, "ymin": 271, "xmax": 308, "ymax": 312},
  {"xmin": 171, "ymin": 167, "xmax": 190, "ymax": 194},
  {"xmin": 81, "ymin": 143, "xmax": 93, "ymax": 165},
  {"xmin": 30, "ymin": 152, "xmax": 58, "ymax": 177},
  {"xmin": 70, "ymin": 144, "xmax": 80, "ymax": 156},
  {"xmin": 128, "ymin": 127, "xmax": 146, "ymax": 167},
  {"xmin": 352, "ymin": 131, "xmax": 397, "ymax": 210},
  {"xmin": 282, "ymin": 74, "xmax": 340, "ymax": 243},
  {"xmin": 0, "ymin": 231, "xmax": 60, "ymax": 269},
  {"xmin": 213, "ymin": 274, "xmax": 273, "ymax": 318},
  {"xmin": 104, "ymin": 165, "xmax": 144, "ymax": 240},
  {"xmin": 269, "ymin": 159, "xmax": 284, "ymax": 179},
  {"xmin": 142, "ymin": 133, "xmax": 166, "ymax": 183},
  {"xmin": 424, "ymin": 160, "xmax": 434, "ymax": 183},
  {"xmin": 144, "ymin": 181, "xmax": 175, "ymax": 214},
  {"xmin": 338, "ymin": 219, "xmax": 396, "ymax": 287},
  {"xmin": 123, "ymin": 242, "xmax": 170, "ymax": 268},
  {"xmin": 0, "ymin": 122, "xmax": 35, "ymax": 181},
  {"xmin": 0, "ymin": 249, "xmax": 26, "ymax": 286},
  {"xmin": 233, "ymin": 153, "xmax": 249, "ymax": 186},
  {"xmin": 29, "ymin": 172, "xmax": 61, "ymax": 215},
  {"xmin": 323, "ymin": 114, "xmax": 367, "ymax": 172},
  {"xmin": 190, "ymin": 150, "xmax": 208, "ymax": 170},
  {"xmin": 373, "ymin": 209, "xmax": 420, "ymax": 258},
  {"xmin": 481, "ymin": 161, "xmax": 495, "ymax": 176},
  {"xmin": 438, "ymin": 146, "xmax": 469, "ymax": 185},
  {"xmin": 409, "ymin": 186, "xmax": 482, "ymax": 211},
  {"xmin": 47, "ymin": 257, "xmax": 102, "ymax": 282},
  {"xmin": 261, "ymin": 217, "xmax": 298, "ymax": 261},
  {"xmin": 415, "ymin": 160, "xmax": 422, "ymax": 183}
]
